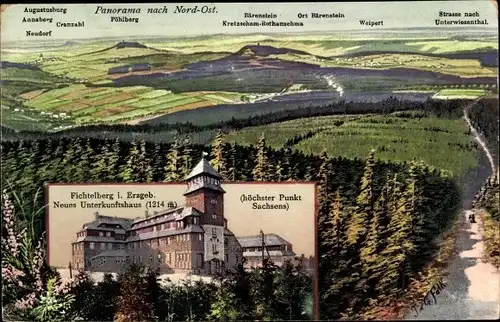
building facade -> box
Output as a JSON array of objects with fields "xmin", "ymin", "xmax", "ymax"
[
  {"xmin": 237, "ymin": 233, "xmax": 315, "ymax": 271},
  {"xmin": 71, "ymin": 157, "xmax": 243, "ymax": 275}
]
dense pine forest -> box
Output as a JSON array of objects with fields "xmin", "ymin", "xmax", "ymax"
[
  {"xmin": 468, "ymin": 98, "xmax": 500, "ymax": 165},
  {"xmin": 1, "ymin": 97, "xmax": 475, "ymax": 144},
  {"xmin": 1, "ymin": 130, "xmax": 461, "ymax": 320},
  {"xmin": 470, "ymin": 97, "xmax": 499, "ymax": 270}
]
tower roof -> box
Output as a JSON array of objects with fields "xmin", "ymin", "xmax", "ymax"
[{"xmin": 185, "ymin": 156, "xmax": 223, "ymax": 180}]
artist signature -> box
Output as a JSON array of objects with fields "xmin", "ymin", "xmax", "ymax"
[{"xmin": 410, "ymin": 278, "xmax": 447, "ymax": 317}]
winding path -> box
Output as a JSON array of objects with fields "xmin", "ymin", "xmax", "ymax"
[{"xmin": 405, "ymin": 98, "xmax": 500, "ymax": 320}]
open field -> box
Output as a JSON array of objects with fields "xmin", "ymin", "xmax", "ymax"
[
  {"xmin": 226, "ymin": 112, "xmax": 478, "ymax": 175},
  {"xmin": 1, "ymin": 33, "xmax": 497, "ymax": 131},
  {"xmin": 433, "ymin": 88, "xmax": 488, "ymax": 99},
  {"xmin": 1, "ymin": 106, "xmax": 68, "ymax": 132},
  {"xmin": 269, "ymin": 53, "xmax": 498, "ymax": 77},
  {"xmin": 19, "ymin": 83, "xmax": 244, "ymax": 125},
  {"xmin": 139, "ymin": 34, "xmax": 498, "ymax": 56}
]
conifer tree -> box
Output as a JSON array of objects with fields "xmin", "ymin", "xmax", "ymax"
[
  {"xmin": 211, "ymin": 131, "xmax": 228, "ymax": 179},
  {"xmin": 120, "ymin": 139, "xmax": 140, "ymax": 182},
  {"xmin": 91, "ymin": 140, "xmax": 113, "ymax": 182},
  {"xmin": 321, "ymin": 191, "xmax": 360, "ymax": 319},
  {"xmin": 317, "ymin": 150, "xmax": 334, "ymax": 217},
  {"xmin": 360, "ymin": 175, "xmax": 391, "ymax": 300},
  {"xmin": 304, "ymin": 165, "xmax": 314, "ymax": 181},
  {"xmin": 227, "ymin": 141, "xmax": 238, "ymax": 181},
  {"xmin": 164, "ymin": 139, "xmax": 182, "ymax": 182},
  {"xmin": 252, "ymin": 133, "xmax": 271, "ymax": 181},
  {"xmin": 17, "ymin": 140, "xmax": 39, "ymax": 190},
  {"xmin": 282, "ymin": 147, "xmax": 293, "ymax": 181},
  {"xmin": 108, "ymin": 138, "xmax": 122, "ymax": 182},
  {"xmin": 138, "ymin": 140, "xmax": 154, "ymax": 182},
  {"xmin": 180, "ymin": 136, "xmax": 194, "ymax": 179},
  {"xmin": 75, "ymin": 138, "xmax": 94, "ymax": 182},
  {"xmin": 347, "ymin": 150, "xmax": 375, "ymax": 246},
  {"xmin": 274, "ymin": 161, "xmax": 284, "ymax": 181},
  {"xmin": 61, "ymin": 137, "xmax": 84, "ymax": 182},
  {"xmin": 375, "ymin": 175, "xmax": 414, "ymax": 298},
  {"xmin": 151, "ymin": 143, "xmax": 164, "ymax": 181}
]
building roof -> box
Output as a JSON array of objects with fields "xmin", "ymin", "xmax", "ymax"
[
  {"xmin": 236, "ymin": 233, "xmax": 292, "ymax": 248},
  {"xmin": 126, "ymin": 225, "xmax": 205, "ymax": 242},
  {"xmin": 184, "ymin": 182, "xmax": 225, "ymax": 195},
  {"xmin": 82, "ymin": 214, "xmax": 133, "ymax": 231},
  {"xmin": 73, "ymin": 236, "xmax": 126, "ymax": 243},
  {"xmin": 132, "ymin": 207, "xmax": 182, "ymax": 225},
  {"xmin": 178, "ymin": 207, "xmax": 202, "ymax": 220},
  {"xmin": 91, "ymin": 249, "xmax": 129, "ymax": 260},
  {"xmin": 186, "ymin": 157, "xmax": 223, "ymax": 180},
  {"xmin": 243, "ymin": 250, "xmax": 296, "ymax": 257}
]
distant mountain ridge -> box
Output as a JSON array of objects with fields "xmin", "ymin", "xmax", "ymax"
[{"xmin": 234, "ymin": 45, "xmax": 310, "ymax": 57}]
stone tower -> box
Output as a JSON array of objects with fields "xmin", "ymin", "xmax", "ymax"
[{"xmin": 184, "ymin": 155, "xmax": 225, "ymax": 226}]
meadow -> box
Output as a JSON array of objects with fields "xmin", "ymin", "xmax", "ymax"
[
  {"xmin": 269, "ymin": 53, "xmax": 498, "ymax": 78},
  {"xmin": 139, "ymin": 34, "xmax": 498, "ymax": 56},
  {"xmin": 226, "ymin": 112, "xmax": 478, "ymax": 175},
  {"xmin": 19, "ymin": 84, "xmax": 245, "ymax": 124},
  {"xmin": 1, "ymin": 32, "xmax": 496, "ymax": 131}
]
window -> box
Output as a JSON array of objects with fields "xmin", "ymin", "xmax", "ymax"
[
  {"xmin": 157, "ymin": 253, "xmax": 161, "ymax": 263},
  {"xmin": 212, "ymin": 228, "xmax": 217, "ymax": 237},
  {"xmin": 107, "ymin": 243, "xmax": 112, "ymax": 250},
  {"xmin": 106, "ymin": 232, "xmax": 111, "ymax": 237},
  {"xmin": 212, "ymin": 214, "xmax": 217, "ymax": 220},
  {"xmin": 100, "ymin": 243, "xmax": 105, "ymax": 250},
  {"xmin": 198, "ymin": 234, "xmax": 202, "ymax": 241},
  {"xmin": 194, "ymin": 218, "xmax": 199, "ymax": 225},
  {"xmin": 99, "ymin": 231, "xmax": 103, "ymax": 237},
  {"xmin": 211, "ymin": 198, "xmax": 217, "ymax": 205},
  {"xmin": 224, "ymin": 238, "xmax": 228, "ymax": 246},
  {"xmin": 212, "ymin": 244, "xmax": 217, "ymax": 253}
]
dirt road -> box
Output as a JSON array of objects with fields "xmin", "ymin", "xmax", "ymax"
[
  {"xmin": 405, "ymin": 210, "xmax": 499, "ymax": 320},
  {"xmin": 405, "ymin": 98, "xmax": 499, "ymax": 320}
]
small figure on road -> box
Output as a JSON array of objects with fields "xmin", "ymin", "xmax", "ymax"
[{"xmin": 469, "ymin": 213, "xmax": 476, "ymax": 223}]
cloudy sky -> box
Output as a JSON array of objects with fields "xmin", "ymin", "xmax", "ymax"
[{"xmin": 1, "ymin": 1, "xmax": 497, "ymax": 42}]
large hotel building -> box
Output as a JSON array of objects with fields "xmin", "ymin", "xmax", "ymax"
[{"xmin": 71, "ymin": 157, "xmax": 309, "ymax": 275}]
